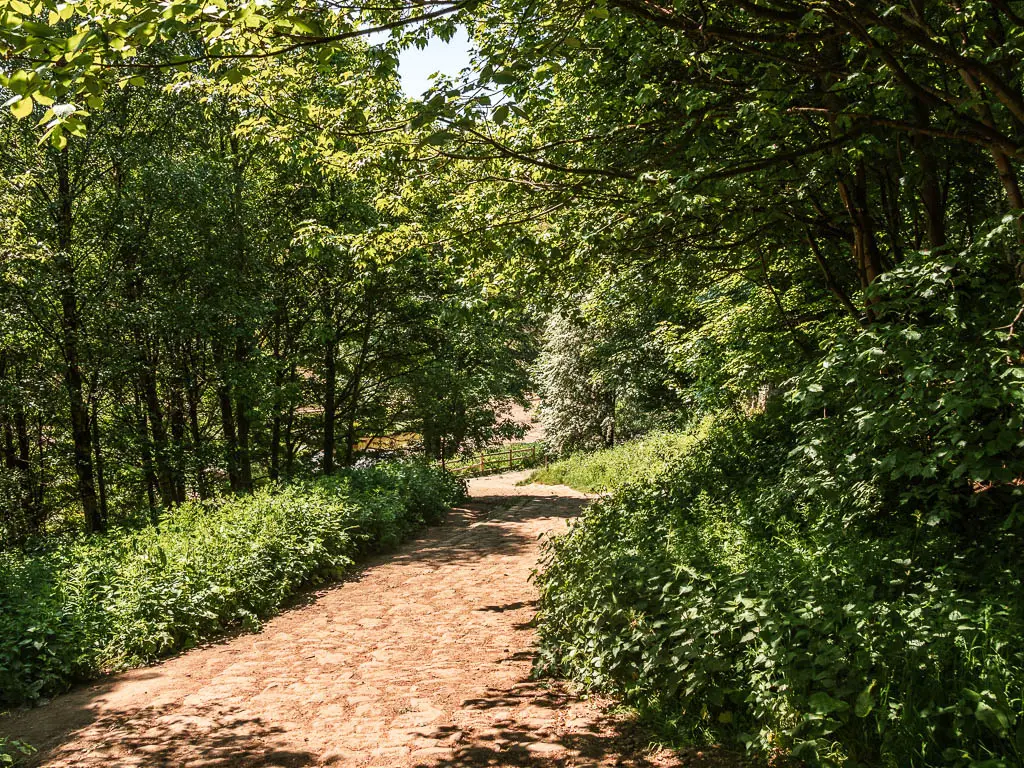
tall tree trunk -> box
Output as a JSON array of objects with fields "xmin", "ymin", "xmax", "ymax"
[
  {"xmin": 343, "ymin": 314, "xmax": 375, "ymax": 467},
  {"xmin": 141, "ymin": 361, "xmax": 175, "ymax": 507},
  {"xmin": 959, "ymin": 70, "xmax": 1024, "ymax": 249},
  {"xmin": 2, "ymin": 404, "xmax": 40, "ymax": 532},
  {"xmin": 911, "ymin": 101, "xmax": 947, "ymax": 249},
  {"xmin": 55, "ymin": 150, "xmax": 102, "ymax": 532},
  {"xmin": 233, "ymin": 336, "xmax": 253, "ymax": 492},
  {"xmin": 322, "ymin": 327, "xmax": 338, "ymax": 476},
  {"xmin": 268, "ymin": 310, "xmax": 286, "ymax": 482},
  {"xmin": 213, "ymin": 341, "xmax": 243, "ymax": 493},
  {"xmin": 15, "ymin": 411, "xmax": 39, "ymax": 530},
  {"xmin": 837, "ymin": 161, "xmax": 885, "ymax": 316},
  {"xmin": 269, "ymin": 409, "xmax": 282, "ymax": 481},
  {"xmin": 169, "ymin": 384, "xmax": 188, "ymax": 503},
  {"xmin": 134, "ymin": 387, "xmax": 158, "ymax": 517},
  {"xmin": 88, "ymin": 383, "xmax": 109, "ymax": 523},
  {"xmin": 182, "ymin": 344, "xmax": 211, "ymax": 500},
  {"xmin": 284, "ymin": 364, "xmax": 298, "ymax": 479},
  {"xmin": 34, "ymin": 417, "xmax": 46, "ymax": 518},
  {"xmin": 184, "ymin": 373, "xmax": 211, "ymax": 500}
]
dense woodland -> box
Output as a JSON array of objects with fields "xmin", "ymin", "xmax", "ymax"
[
  {"xmin": 3, "ymin": 0, "xmax": 1024, "ymax": 765},
  {"xmin": 0, "ymin": 48, "xmax": 533, "ymax": 540}
]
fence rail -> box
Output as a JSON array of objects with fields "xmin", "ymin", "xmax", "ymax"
[{"xmin": 444, "ymin": 444, "xmax": 541, "ymax": 475}]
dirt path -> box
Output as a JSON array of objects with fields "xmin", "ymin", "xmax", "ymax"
[{"xmin": 1, "ymin": 472, "xmax": 733, "ymax": 768}]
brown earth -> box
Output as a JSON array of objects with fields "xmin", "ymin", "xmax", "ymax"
[{"xmin": 1, "ymin": 472, "xmax": 744, "ymax": 768}]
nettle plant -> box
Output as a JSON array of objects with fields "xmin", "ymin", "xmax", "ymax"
[
  {"xmin": 0, "ymin": 737, "xmax": 35, "ymax": 767},
  {"xmin": 789, "ymin": 237, "xmax": 1024, "ymax": 527}
]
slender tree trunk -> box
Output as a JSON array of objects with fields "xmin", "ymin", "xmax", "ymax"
[
  {"xmin": 268, "ymin": 311, "xmax": 286, "ymax": 482},
  {"xmin": 141, "ymin": 361, "xmax": 175, "ymax": 507},
  {"xmin": 213, "ymin": 341, "xmax": 243, "ymax": 493},
  {"xmin": 34, "ymin": 417, "xmax": 46, "ymax": 517},
  {"xmin": 55, "ymin": 150, "xmax": 102, "ymax": 532},
  {"xmin": 323, "ymin": 325, "xmax": 338, "ymax": 476},
  {"xmin": 807, "ymin": 231, "xmax": 866, "ymax": 326},
  {"xmin": 233, "ymin": 336, "xmax": 253, "ymax": 491},
  {"xmin": 88, "ymin": 384, "xmax": 109, "ymax": 522},
  {"xmin": 960, "ymin": 70, "xmax": 1024, "ymax": 241},
  {"xmin": 284, "ymin": 364, "xmax": 298, "ymax": 479},
  {"xmin": 836, "ymin": 162, "xmax": 885, "ymax": 319},
  {"xmin": 2, "ymin": 405, "xmax": 39, "ymax": 532},
  {"xmin": 182, "ymin": 345, "xmax": 211, "ymax": 500},
  {"xmin": 911, "ymin": 102, "xmax": 947, "ymax": 249},
  {"xmin": 269, "ymin": 411, "xmax": 282, "ymax": 481},
  {"xmin": 15, "ymin": 411, "xmax": 39, "ymax": 530},
  {"xmin": 342, "ymin": 315, "xmax": 374, "ymax": 467},
  {"xmin": 169, "ymin": 385, "xmax": 187, "ymax": 503},
  {"xmin": 134, "ymin": 387, "xmax": 158, "ymax": 516},
  {"xmin": 185, "ymin": 375, "xmax": 211, "ymax": 500}
]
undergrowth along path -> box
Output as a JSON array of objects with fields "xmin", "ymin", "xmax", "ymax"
[{"xmin": 1, "ymin": 471, "xmax": 736, "ymax": 768}]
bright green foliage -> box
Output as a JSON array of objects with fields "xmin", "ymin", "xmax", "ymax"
[
  {"xmin": 529, "ymin": 429, "xmax": 704, "ymax": 494},
  {"xmin": 536, "ymin": 248, "xmax": 1024, "ymax": 765},
  {"xmin": 0, "ymin": 460, "xmax": 464, "ymax": 707},
  {"xmin": 0, "ymin": 50, "xmax": 531, "ymax": 539},
  {"xmin": 790, "ymin": 242, "xmax": 1024, "ymax": 525},
  {"xmin": 536, "ymin": 412, "xmax": 1024, "ymax": 767},
  {"xmin": 0, "ymin": 0, "xmax": 463, "ymax": 144},
  {"xmin": 0, "ymin": 737, "xmax": 34, "ymax": 767}
]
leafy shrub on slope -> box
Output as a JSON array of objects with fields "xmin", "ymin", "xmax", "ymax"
[
  {"xmin": 536, "ymin": 413, "xmax": 1024, "ymax": 766},
  {"xmin": 536, "ymin": 248, "xmax": 1024, "ymax": 766},
  {"xmin": 0, "ymin": 461, "xmax": 465, "ymax": 707}
]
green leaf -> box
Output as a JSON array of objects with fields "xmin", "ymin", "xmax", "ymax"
[
  {"xmin": 808, "ymin": 692, "xmax": 849, "ymax": 715},
  {"xmin": 854, "ymin": 681, "xmax": 875, "ymax": 717},
  {"xmin": 493, "ymin": 105, "xmax": 509, "ymax": 125},
  {"xmin": 975, "ymin": 701, "xmax": 1011, "ymax": 736},
  {"xmin": 10, "ymin": 96, "xmax": 33, "ymax": 120},
  {"xmin": 422, "ymin": 131, "xmax": 456, "ymax": 146}
]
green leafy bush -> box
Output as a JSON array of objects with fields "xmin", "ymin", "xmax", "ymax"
[
  {"xmin": 529, "ymin": 428, "xmax": 707, "ymax": 493},
  {"xmin": 0, "ymin": 460, "xmax": 464, "ymax": 707},
  {"xmin": 791, "ymin": 244, "xmax": 1024, "ymax": 525},
  {"xmin": 536, "ymin": 412, "xmax": 1024, "ymax": 767},
  {"xmin": 0, "ymin": 737, "xmax": 35, "ymax": 766}
]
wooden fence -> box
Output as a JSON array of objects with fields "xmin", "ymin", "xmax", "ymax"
[{"xmin": 444, "ymin": 444, "xmax": 541, "ymax": 475}]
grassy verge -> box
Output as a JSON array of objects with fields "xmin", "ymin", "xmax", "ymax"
[
  {"xmin": 0, "ymin": 461, "xmax": 465, "ymax": 708},
  {"xmin": 528, "ymin": 427, "xmax": 708, "ymax": 493}
]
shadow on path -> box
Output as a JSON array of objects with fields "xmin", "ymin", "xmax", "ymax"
[
  {"xmin": 384, "ymin": 495, "xmax": 587, "ymax": 569},
  {"xmin": 0, "ymin": 486, "xmax": 587, "ymax": 768},
  {"xmin": 17, "ymin": 700, "xmax": 318, "ymax": 767},
  {"xmin": 413, "ymin": 680, "xmax": 748, "ymax": 768}
]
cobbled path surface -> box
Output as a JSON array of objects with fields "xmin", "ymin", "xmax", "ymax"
[{"xmin": 2, "ymin": 471, "xmax": 739, "ymax": 768}]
